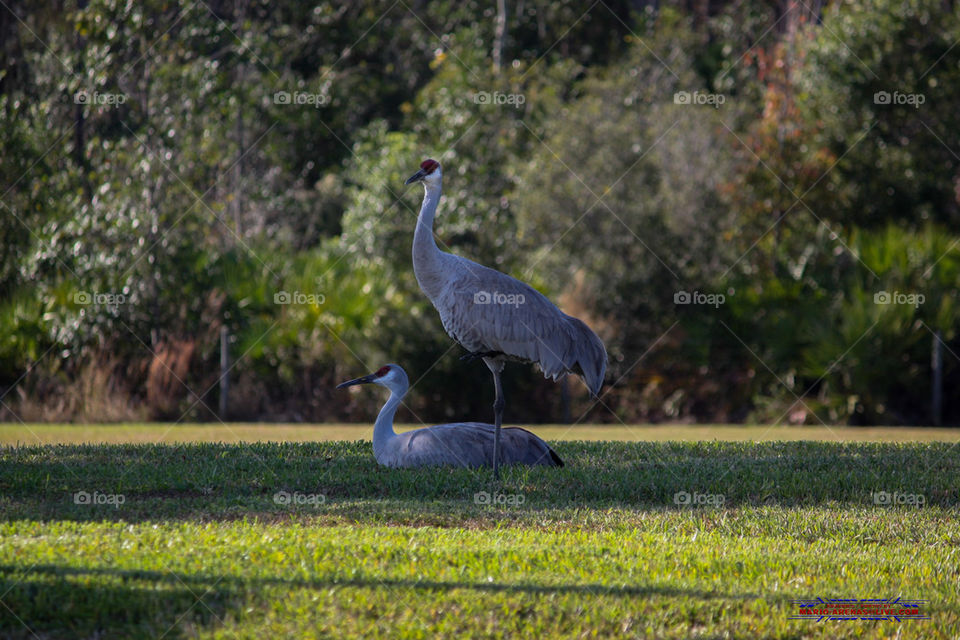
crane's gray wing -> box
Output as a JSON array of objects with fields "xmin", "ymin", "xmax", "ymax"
[
  {"xmin": 498, "ymin": 426, "xmax": 564, "ymax": 467},
  {"xmin": 392, "ymin": 423, "xmax": 563, "ymax": 468},
  {"xmin": 434, "ymin": 257, "xmax": 607, "ymax": 395}
]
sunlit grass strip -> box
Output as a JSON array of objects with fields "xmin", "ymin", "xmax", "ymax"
[
  {"xmin": 1, "ymin": 509, "xmax": 957, "ymax": 639},
  {"xmin": 2, "ymin": 423, "xmax": 959, "ymax": 445}
]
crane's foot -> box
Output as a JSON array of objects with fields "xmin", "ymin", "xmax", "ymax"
[
  {"xmin": 460, "ymin": 350, "xmax": 503, "ymax": 363},
  {"xmin": 491, "ymin": 457, "xmax": 501, "ymax": 485}
]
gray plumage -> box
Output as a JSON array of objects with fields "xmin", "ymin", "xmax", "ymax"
[
  {"xmin": 430, "ymin": 260, "xmax": 607, "ymax": 394},
  {"xmin": 336, "ymin": 364, "xmax": 563, "ymax": 469},
  {"xmin": 381, "ymin": 422, "xmax": 563, "ymax": 469},
  {"xmin": 406, "ymin": 160, "xmax": 607, "ymax": 395},
  {"xmin": 404, "ymin": 158, "xmax": 605, "ymax": 477}
]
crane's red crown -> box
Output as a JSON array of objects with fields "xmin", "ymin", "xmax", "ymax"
[
  {"xmin": 375, "ymin": 365, "xmax": 392, "ymax": 377},
  {"xmin": 420, "ymin": 159, "xmax": 439, "ymax": 173}
]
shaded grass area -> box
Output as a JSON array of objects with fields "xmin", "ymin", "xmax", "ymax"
[
  {"xmin": 2, "ymin": 440, "xmax": 958, "ymax": 521},
  {"xmin": 2, "ymin": 422, "xmax": 959, "ymax": 445},
  {"xmin": 1, "ymin": 440, "xmax": 958, "ymax": 638}
]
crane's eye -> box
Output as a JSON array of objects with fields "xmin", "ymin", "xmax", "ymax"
[{"xmin": 375, "ymin": 366, "xmax": 391, "ymax": 377}]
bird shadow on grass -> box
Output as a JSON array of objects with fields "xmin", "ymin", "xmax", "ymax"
[
  {"xmin": 0, "ymin": 563, "xmax": 788, "ymax": 639},
  {"xmin": 0, "ymin": 440, "xmax": 958, "ymax": 524}
]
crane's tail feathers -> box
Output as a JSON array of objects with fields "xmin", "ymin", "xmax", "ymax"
[
  {"xmin": 535, "ymin": 316, "xmax": 607, "ymax": 397},
  {"xmin": 548, "ymin": 447, "xmax": 564, "ymax": 467},
  {"xmin": 502, "ymin": 427, "xmax": 565, "ymax": 467}
]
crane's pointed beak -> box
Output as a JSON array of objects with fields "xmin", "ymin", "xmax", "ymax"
[
  {"xmin": 336, "ymin": 373, "xmax": 376, "ymax": 389},
  {"xmin": 404, "ymin": 168, "xmax": 426, "ymax": 185}
]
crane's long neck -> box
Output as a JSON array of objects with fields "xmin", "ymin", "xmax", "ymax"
[
  {"xmin": 412, "ymin": 182, "xmax": 446, "ymax": 300},
  {"xmin": 372, "ymin": 385, "xmax": 404, "ymax": 460}
]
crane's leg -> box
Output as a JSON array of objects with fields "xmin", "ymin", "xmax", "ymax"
[{"xmin": 484, "ymin": 358, "xmax": 506, "ymax": 480}]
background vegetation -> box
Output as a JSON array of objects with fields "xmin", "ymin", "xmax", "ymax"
[{"xmin": 1, "ymin": 0, "xmax": 959, "ymax": 425}]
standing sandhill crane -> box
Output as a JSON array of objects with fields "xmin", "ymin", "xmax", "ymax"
[
  {"xmin": 404, "ymin": 158, "xmax": 606, "ymax": 478},
  {"xmin": 336, "ymin": 364, "xmax": 563, "ymax": 468}
]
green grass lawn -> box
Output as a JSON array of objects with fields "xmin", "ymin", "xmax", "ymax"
[{"xmin": 1, "ymin": 429, "xmax": 958, "ymax": 638}]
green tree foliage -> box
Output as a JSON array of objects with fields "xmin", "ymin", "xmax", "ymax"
[
  {"xmin": 718, "ymin": 0, "xmax": 960, "ymax": 424},
  {"xmin": 798, "ymin": 0, "xmax": 960, "ymax": 228}
]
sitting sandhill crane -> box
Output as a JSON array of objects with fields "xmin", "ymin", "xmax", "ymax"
[
  {"xmin": 404, "ymin": 158, "xmax": 606, "ymax": 478},
  {"xmin": 336, "ymin": 364, "xmax": 563, "ymax": 468}
]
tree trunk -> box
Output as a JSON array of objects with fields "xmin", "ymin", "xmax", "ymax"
[{"xmin": 493, "ymin": 0, "xmax": 507, "ymax": 74}]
